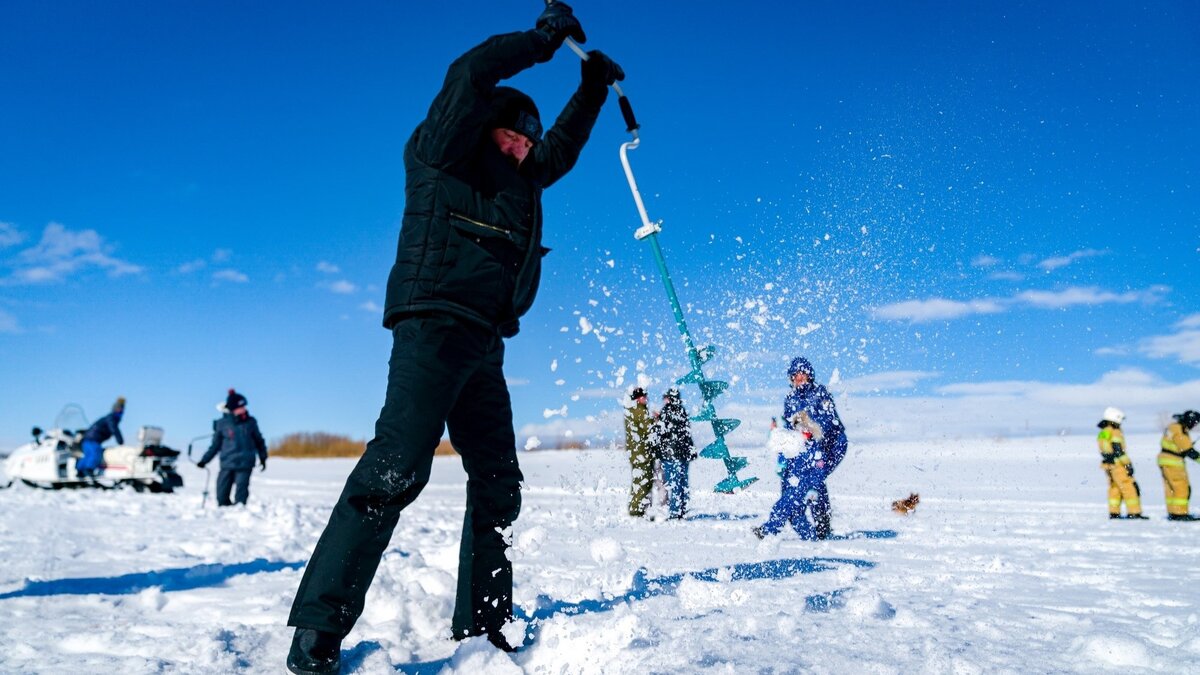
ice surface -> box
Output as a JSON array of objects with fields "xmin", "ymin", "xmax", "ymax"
[{"xmin": 1, "ymin": 434, "xmax": 1198, "ymax": 673}]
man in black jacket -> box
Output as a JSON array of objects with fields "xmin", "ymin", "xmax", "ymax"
[
  {"xmin": 652, "ymin": 388, "xmax": 695, "ymax": 519},
  {"xmin": 287, "ymin": 4, "xmax": 623, "ymax": 671},
  {"xmin": 197, "ymin": 389, "xmax": 268, "ymax": 506}
]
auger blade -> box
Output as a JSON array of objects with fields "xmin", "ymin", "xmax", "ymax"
[
  {"xmin": 698, "ymin": 379, "xmax": 729, "ymax": 401},
  {"xmin": 697, "ymin": 345, "xmax": 716, "ymax": 365},
  {"xmin": 722, "ymin": 455, "xmax": 749, "ymax": 474},
  {"xmin": 699, "ymin": 437, "xmax": 729, "ymax": 460},
  {"xmin": 714, "ymin": 474, "xmax": 758, "ymax": 494},
  {"xmin": 691, "ymin": 403, "xmax": 716, "ymax": 422},
  {"xmin": 711, "ymin": 418, "xmax": 740, "ymax": 437},
  {"xmin": 676, "ymin": 369, "xmax": 705, "ymax": 385}
]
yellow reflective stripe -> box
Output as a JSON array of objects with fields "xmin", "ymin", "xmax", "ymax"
[
  {"xmin": 1098, "ymin": 429, "xmax": 1112, "ymax": 441},
  {"xmin": 1127, "ymin": 499, "xmax": 1141, "ymax": 508},
  {"xmin": 1159, "ymin": 456, "xmax": 1186, "ymax": 467},
  {"xmin": 1162, "ymin": 439, "xmax": 1179, "ymax": 451},
  {"xmin": 1109, "ymin": 498, "xmax": 1122, "ymax": 506},
  {"xmin": 1166, "ymin": 497, "xmax": 1190, "ymax": 506}
]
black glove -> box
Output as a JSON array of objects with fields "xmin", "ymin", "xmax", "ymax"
[
  {"xmin": 535, "ymin": 1, "xmax": 585, "ymax": 61},
  {"xmin": 196, "ymin": 461, "xmax": 207, "ymax": 469},
  {"xmin": 260, "ymin": 459, "xmax": 267, "ymax": 472},
  {"xmin": 582, "ymin": 50, "xmax": 624, "ymax": 88}
]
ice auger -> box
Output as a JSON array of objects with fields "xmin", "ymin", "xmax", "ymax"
[{"xmin": 555, "ymin": 15, "xmax": 757, "ymax": 493}]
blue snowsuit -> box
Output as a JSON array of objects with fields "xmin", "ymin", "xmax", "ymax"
[
  {"xmin": 762, "ymin": 382, "xmax": 847, "ymax": 539},
  {"xmin": 199, "ymin": 413, "xmax": 268, "ymax": 506},
  {"xmin": 761, "ymin": 435, "xmax": 828, "ymax": 539},
  {"xmin": 77, "ymin": 411, "xmax": 123, "ymax": 477}
]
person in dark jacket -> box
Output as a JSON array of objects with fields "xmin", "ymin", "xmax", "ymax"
[
  {"xmin": 652, "ymin": 388, "xmax": 695, "ymax": 519},
  {"xmin": 77, "ymin": 397, "xmax": 125, "ymax": 478},
  {"xmin": 197, "ymin": 389, "xmax": 268, "ymax": 507},
  {"xmin": 287, "ymin": 4, "xmax": 622, "ymax": 671}
]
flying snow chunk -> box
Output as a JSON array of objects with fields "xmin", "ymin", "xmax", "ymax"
[
  {"xmin": 677, "ymin": 576, "xmax": 749, "ymax": 611},
  {"xmin": 579, "ymin": 317, "xmax": 593, "ymax": 335},
  {"xmin": 138, "ymin": 587, "xmax": 168, "ymax": 612},
  {"xmin": 550, "ymin": 359, "xmax": 558, "ymax": 372},
  {"xmin": 524, "ymin": 436, "xmax": 542, "ymax": 450},
  {"xmin": 543, "ymin": 405, "xmax": 567, "ymax": 419},
  {"xmin": 589, "ymin": 537, "xmax": 625, "ymax": 564}
]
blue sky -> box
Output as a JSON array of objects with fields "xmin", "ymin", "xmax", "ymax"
[{"xmin": 2, "ymin": 0, "xmax": 1198, "ymax": 452}]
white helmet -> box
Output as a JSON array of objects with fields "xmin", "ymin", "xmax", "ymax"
[{"xmin": 1102, "ymin": 406, "xmax": 1125, "ymax": 425}]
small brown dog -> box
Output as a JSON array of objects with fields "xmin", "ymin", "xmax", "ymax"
[{"xmin": 891, "ymin": 493, "xmax": 920, "ymax": 515}]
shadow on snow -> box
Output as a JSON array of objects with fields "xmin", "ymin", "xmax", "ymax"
[
  {"xmin": 393, "ymin": 555, "xmax": 878, "ymax": 672},
  {"xmin": 0, "ymin": 558, "xmax": 304, "ymax": 599}
]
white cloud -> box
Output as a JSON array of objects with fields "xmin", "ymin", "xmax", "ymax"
[
  {"xmin": 836, "ymin": 368, "xmax": 1200, "ymax": 440},
  {"xmin": 176, "ymin": 259, "xmax": 206, "ymax": 274},
  {"xmin": 1037, "ymin": 248, "xmax": 1105, "ymax": 271},
  {"xmin": 212, "ymin": 248, "xmax": 233, "ymax": 263},
  {"xmin": 521, "ymin": 368, "xmax": 1200, "ymax": 446},
  {"xmin": 875, "ymin": 285, "xmax": 1168, "ymax": 322},
  {"xmin": 834, "ymin": 370, "xmax": 942, "ymax": 394},
  {"xmin": 872, "ymin": 297, "xmax": 1005, "ymax": 322},
  {"xmin": 1139, "ymin": 315, "xmax": 1200, "ymax": 365},
  {"xmin": 988, "ymin": 270, "xmax": 1024, "ymax": 281},
  {"xmin": 0, "ymin": 222, "xmax": 24, "ymax": 248},
  {"xmin": 325, "ymin": 280, "xmax": 357, "ymax": 294},
  {"xmin": 3, "ymin": 222, "xmax": 142, "ymax": 284},
  {"xmin": 1014, "ymin": 286, "xmax": 1165, "ymax": 309},
  {"xmin": 213, "ymin": 269, "xmax": 249, "ymax": 283},
  {"xmin": 0, "ymin": 308, "xmax": 20, "ymax": 334},
  {"xmin": 1093, "ymin": 346, "xmax": 1128, "ymax": 357},
  {"xmin": 316, "ymin": 261, "xmax": 340, "ymax": 274},
  {"xmin": 360, "ymin": 301, "xmax": 383, "ymax": 313},
  {"xmin": 970, "ymin": 254, "xmax": 1001, "ymax": 267}
]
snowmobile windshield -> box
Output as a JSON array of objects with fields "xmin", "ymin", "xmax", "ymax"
[{"xmin": 53, "ymin": 404, "xmax": 90, "ymax": 434}]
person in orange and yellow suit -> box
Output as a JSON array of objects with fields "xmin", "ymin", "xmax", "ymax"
[
  {"xmin": 1158, "ymin": 410, "xmax": 1200, "ymax": 521},
  {"xmin": 1096, "ymin": 407, "xmax": 1147, "ymax": 520}
]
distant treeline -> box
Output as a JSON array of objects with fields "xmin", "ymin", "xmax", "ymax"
[{"xmin": 270, "ymin": 432, "xmax": 461, "ymax": 458}]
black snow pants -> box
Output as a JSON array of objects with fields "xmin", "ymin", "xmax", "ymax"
[
  {"xmin": 288, "ymin": 314, "xmax": 523, "ymax": 642},
  {"xmin": 216, "ymin": 468, "xmax": 253, "ymax": 506}
]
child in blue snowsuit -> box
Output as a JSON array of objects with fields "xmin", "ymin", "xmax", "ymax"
[{"xmin": 756, "ymin": 357, "xmax": 848, "ymax": 540}]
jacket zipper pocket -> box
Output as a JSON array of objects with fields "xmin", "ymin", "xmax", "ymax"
[{"xmin": 449, "ymin": 211, "xmax": 512, "ymax": 240}]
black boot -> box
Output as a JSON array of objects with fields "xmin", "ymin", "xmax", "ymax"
[
  {"xmin": 751, "ymin": 526, "xmax": 766, "ymax": 540},
  {"xmin": 1168, "ymin": 513, "xmax": 1200, "ymax": 521},
  {"xmin": 487, "ymin": 631, "xmax": 519, "ymax": 653},
  {"xmin": 287, "ymin": 628, "xmax": 341, "ymax": 675},
  {"xmin": 1109, "ymin": 513, "xmax": 1123, "ymax": 519},
  {"xmin": 1126, "ymin": 514, "xmax": 1150, "ymax": 520}
]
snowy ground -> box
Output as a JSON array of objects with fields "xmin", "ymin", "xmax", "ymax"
[{"xmin": 2, "ymin": 433, "xmax": 1199, "ymax": 674}]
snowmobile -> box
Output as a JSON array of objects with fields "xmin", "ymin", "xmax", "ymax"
[{"xmin": 2, "ymin": 405, "xmax": 184, "ymax": 493}]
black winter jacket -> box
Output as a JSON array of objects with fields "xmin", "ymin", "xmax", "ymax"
[
  {"xmin": 653, "ymin": 400, "xmax": 695, "ymax": 463},
  {"xmin": 383, "ymin": 30, "xmax": 607, "ymax": 337},
  {"xmin": 200, "ymin": 413, "xmax": 268, "ymax": 471}
]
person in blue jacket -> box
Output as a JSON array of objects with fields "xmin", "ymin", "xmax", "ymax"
[
  {"xmin": 197, "ymin": 389, "xmax": 268, "ymax": 507},
  {"xmin": 77, "ymin": 397, "xmax": 125, "ymax": 478},
  {"xmin": 754, "ymin": 357, "xmax": 848, "ymax": 540}
]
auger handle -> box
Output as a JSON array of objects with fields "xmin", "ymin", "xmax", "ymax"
[{"xmin": 544, "ymin": 1, "xmax": 640, "ymax": 133}]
